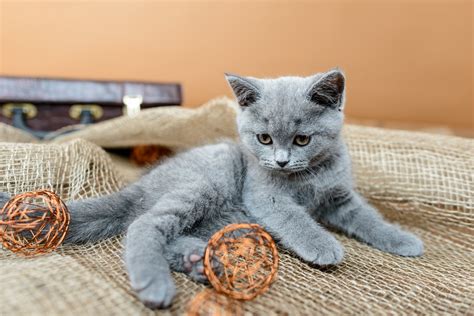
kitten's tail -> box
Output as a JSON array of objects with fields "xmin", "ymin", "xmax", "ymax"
[
  {"xmin": 0, "ymin": 192, "xmax": 9, "ymax": 206},
  {"xmin": 65, "ymin": 187, "xmax": 143, "ymax": 244},
  {"xmin": 0, "ymin": 188, "xmax": 141, "ymax": 245}
]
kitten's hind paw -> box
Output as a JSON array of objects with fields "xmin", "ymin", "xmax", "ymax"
[
  {"xmin": 183, "ymin": 247, "xmax": 223, "ymax": 284},
  {"xmin": 183, "ymin": 251, "xmax": 208, "ymax": 283},
  {"xmin": 166, "ymin": 236, "xmax": 221, "ymax": 283}
]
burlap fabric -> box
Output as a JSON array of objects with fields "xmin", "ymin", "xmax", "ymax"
[
  {"xmin": 0, "ymin": 97, "xmax": 238, "ymax": 149},
  {"xmin": 0, "ymin": 100, "xmax": 472, "ymax": 315},
  {"xmin": 51, "ymin": 97, "xmax": 239, "ymax": 149},
  {"xmin": 0, "ymin": 123, "xmax": 38, "ymax": 144}
]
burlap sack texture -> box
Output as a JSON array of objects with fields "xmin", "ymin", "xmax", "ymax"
[
  {"xmin": 0, "ymin": 98, "xmax": 473, "ymax": 315},
  {"xmin": 0, "ymin": 122, "xmax": 38, "ymax": 144},
  {"xmin": 52, "ymin": 97, "xmax": 239, "ymax": 149}
]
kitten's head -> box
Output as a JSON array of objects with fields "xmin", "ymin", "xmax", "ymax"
[{"xmin": 226, "ymin": 69, "xmax": 345, "ymax": 173}]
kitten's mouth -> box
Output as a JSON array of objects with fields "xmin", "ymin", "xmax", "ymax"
[{"xmin": 260, "ymin": 164, "xmax": 306, "ymax": 174}]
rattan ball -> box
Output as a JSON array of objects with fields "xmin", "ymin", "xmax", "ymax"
[
  {"xmin": 130, "ymin": 145, "xmax": 172, "ymax": 166},
  {"xmin": 0, "ymin": 190, "xmax": 70, "ymax": 256},
  {"xmin": 187, "ymin": 289, "xmax": 243, "ymax": 316},
  {"xmin": 203, "ymin": 223, "xmax": 279, "ymax": 300}
]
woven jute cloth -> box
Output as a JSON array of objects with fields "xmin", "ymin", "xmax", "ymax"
[
  {"xmin": 0, "ymin": 99, "xmax": 473, "ymax": 315},
  {"xmin": 0, "ymin": 123, "xmax": 38, "ymax": 144},
  {"xmin": 51, "ymin": 97, "xmax": 239, "ymax": 149}
]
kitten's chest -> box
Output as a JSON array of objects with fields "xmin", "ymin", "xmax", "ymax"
[
  {"xmin": 291, "ymin": 183, "xmax": 319, "ymax": 207},
  {"xmin": 289, "ymin": 175, "xmax": 341, "ymax": 212}
]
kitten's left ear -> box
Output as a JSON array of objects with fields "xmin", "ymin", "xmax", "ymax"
[
  {"xmin": 308, "ymin": 69, "xmax": 346, "ymax": 111},
  {"xmin": 225, "ymin": 73, "xmax": 261, "ymax": 107}
]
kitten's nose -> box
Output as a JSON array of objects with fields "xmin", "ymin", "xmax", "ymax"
[{"xmin": 276, "ymin": 160, "xmax": 289, "ymax": 168}]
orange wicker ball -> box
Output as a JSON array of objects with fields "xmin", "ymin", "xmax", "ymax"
[
  {"xmin": 0, "ymin": 190, "xmax": 70, "ymax": 256},
  {"xmin": 203, "ymin": 223, "xmax": 279, "ymax": 300},
  {"xmin": 130, "ymin": 145, "xmax": 172, "ymax": 166},
  {"xmin": 187, "ymin": 289, "xmax": 243, "ymax": 316}
]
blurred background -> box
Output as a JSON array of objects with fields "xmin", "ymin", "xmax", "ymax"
[{"xmin": 0, "ymin": 0, "xmax": 472, "ymax": 136}]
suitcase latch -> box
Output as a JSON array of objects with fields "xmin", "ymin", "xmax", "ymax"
[
  {"xmin": 69, "ymin": 104, "xmax": 103, "ymax": 124},
  {"xmin": 123, "ymin": 94, "xmax": 143, "ymax": 117},
  {"xmin": 1, "ymin": 103, "xmax": 49, "ymax": 138},
  {"xmin": 2, "ymin": 103, "xmax": 38, "ymax": 119}
]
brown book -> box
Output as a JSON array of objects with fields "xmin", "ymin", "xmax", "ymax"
[{"xmin": 0, "ymin": 76, "xmax": 182, "ymax": 138}]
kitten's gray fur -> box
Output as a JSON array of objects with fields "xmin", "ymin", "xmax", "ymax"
[{"xmin": 0, "ymin": 69, "xmax": 423, "ymax": 309}]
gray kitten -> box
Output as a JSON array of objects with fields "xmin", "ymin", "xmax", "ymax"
[{"xmin": 0, "ymin": 69, "xmax": 423, "ymax": 309}]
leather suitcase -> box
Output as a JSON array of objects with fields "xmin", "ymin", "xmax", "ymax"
[{"xmin": 0, "ymin": 76, "xmax": 182, "ymax": 138}]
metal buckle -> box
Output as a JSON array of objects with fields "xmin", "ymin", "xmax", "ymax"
[
  {"xmin": 69, "ymin": 104, "xmax": 103, "ymax": 121},
  {"xmin": 2, "ymin": 103, "xmax": 38, "ymax": 119}
]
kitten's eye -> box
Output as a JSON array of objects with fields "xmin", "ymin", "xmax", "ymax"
[
  {"xmin": 294, "ymin": 135, "xmax": 311, "ymax": 146},
  {"xmin": 257, "ymin": 134, "xmax": 273, "ymax": 145}
]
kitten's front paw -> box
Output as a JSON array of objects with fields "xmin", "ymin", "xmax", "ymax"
[
  {"xmin": 311, "ymin": 237, "xmax": 344, "ymax": 266},
  {"xmin": 296, "ymin": 235, "xmax": 344, "ymax": 266},
  {"xmin": 376, "ymin": 227, "xmax": 424, "ymax": 257},
  {"xmin": 130, "ymin": 270, "xmax": 176, "ymax": 309}
]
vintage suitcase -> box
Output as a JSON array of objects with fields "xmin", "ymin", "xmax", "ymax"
[{"xmin": 0, "ymin": 76, "xmax": 182, "ymax": 138}]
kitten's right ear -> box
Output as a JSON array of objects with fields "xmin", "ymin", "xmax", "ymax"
[{"xmin": 225, "ymin": 73, "xmax": 261, "ymax": 107}]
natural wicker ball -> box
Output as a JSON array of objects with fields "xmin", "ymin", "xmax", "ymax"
[
  {"xmin": 0, "ymin": 190, "xmax": 70, "ymax": 256},
  {"xmin": 187, "ymin": 289, "xmax": 243, "ymax": 316},
  {"xmin": 203, "ymin": 223, "xmax": 279, "ymax": 300},
  {"xmin": 130, "ymin": 145, "xmax": 172, "ymax": 166}
]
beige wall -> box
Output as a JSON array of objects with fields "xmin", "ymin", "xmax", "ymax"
[{"xmin": 0, "ymin": 0, "xmax": 472, "ymax": 130}]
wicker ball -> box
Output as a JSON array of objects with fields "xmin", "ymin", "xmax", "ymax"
[
  {"xmin": 203, "ymin": 223, "xmax": 279, "ymax": 300},
  {"xmin": 130, "ymin": 145, "xmax": 172, "ymax": 166},
  {"xmin": 187, "ymin": 289, "xmax": 243, "ymax": 316},
  {"xmin": 0, "ymin": 190, "xmax": 70, "ymax": 256}
]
